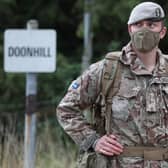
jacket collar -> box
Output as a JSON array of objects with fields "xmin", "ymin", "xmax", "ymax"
[{"xmin": 120, "ymin": 42, "xmax": 166, "ymax": 76}]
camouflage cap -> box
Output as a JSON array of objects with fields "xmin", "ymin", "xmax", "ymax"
[{"xmin": 128, "ymin": 2, "xmax": 165, "ymax": 25}]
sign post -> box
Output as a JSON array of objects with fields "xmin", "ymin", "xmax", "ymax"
[
  {"xmin": 4, "ymin": 20, "xmax": 56, "ymax": 168},
  {"xmin": 24, "ymin": 20, "xmax": 38, "ymax": 168}
]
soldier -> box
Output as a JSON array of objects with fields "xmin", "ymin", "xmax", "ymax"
[{"xmin": 57, "ymin": 2, "xmax": 168, "ymax": 168}]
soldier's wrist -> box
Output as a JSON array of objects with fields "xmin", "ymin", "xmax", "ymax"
[
  {"xmin": 79, "ymin": 133, "xmax": 100, "ymax": 153},
  {"xmin": 92, "ymin": 138, "xmax": 100, "ymax": 150}
]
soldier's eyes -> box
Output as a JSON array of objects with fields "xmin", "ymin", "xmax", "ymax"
[
  {"xmin": 148, "ymin": 22, "xmax": 156, "ymax": 28},
  {"xmin": 134, "ymin": 22, "xmax": 142, "ymax": 27}
]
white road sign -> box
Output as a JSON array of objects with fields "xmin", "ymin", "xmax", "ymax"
[{"xmin": 4, "ymin": 29, "xmax": 56, "ymax": 73}]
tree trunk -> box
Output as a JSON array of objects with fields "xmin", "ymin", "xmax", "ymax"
[{"xmin": 81, "ymin": 0, "xmax": 93, "ymax": 72}]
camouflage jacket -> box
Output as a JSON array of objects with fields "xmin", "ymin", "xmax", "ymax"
[{"xmin": 57, "ymin": 43, "xmax": 168, "ymax": 167}]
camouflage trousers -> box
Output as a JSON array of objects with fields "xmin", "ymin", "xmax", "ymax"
[{"xmin": 77, "ymin": 152, "xmax": 168, "ymax": 168}]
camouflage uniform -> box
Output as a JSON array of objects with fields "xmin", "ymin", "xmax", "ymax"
[
  {"xmin": 57, "ymin": 2, "xmax": 167, "ymax": 167},
  {"xmin": 57, "ymin": 43, "xmax": 168, "ymax": 167}
]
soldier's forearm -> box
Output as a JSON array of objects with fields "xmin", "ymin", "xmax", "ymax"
[{"xmin": 79, "ymin": 132, "xmax": 100, "ymax": 153}]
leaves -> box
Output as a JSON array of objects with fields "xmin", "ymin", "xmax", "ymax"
[{"xmin": 0, "ymin": 0, "xmax": 168, "ymax": 112}]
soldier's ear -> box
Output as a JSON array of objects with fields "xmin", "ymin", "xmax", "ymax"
[{"xmin": 160, "ymin": 26, "xmax": 167, "ymax": 39}]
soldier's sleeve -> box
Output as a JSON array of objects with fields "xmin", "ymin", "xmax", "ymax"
[{"xmin": 56, "ymin": 60, "xmax": 104, "ymax": 152}]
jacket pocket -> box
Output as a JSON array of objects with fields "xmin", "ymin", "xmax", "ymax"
[
  {"xmin": 112, "ymin": 87, "xmax": 140, "ymax": 121},
  {"xmin": 118, "ymin": 86, "xmax": 141, "ymax": 99}
]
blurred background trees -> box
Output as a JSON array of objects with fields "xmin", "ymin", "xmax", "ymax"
[
  {"xmin": 0, "ymin": 0, "xmax": 168, "ymax": 110},
  {"xmin": 0, "ymin": 0, "xmax": 168, "ymax": 167}
]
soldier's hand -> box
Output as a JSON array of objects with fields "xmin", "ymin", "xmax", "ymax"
[{"xmin": 94, "ymin": 134, "xmax": 123, "ymax": 156}]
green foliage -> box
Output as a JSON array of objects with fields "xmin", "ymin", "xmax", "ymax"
[
  {"xmin": 0, "ymin": 0, "xmax": 168, "ymax": 114},
  {"xmin": 0, "ymin": 0, "xmax": 167, "ymax": 114},
  {"xmin": 0, "ymin": 53, "xmax": 81, "ymax": 111},
  {"xmin": 0, "ymin": 114, "xmax": 77, "ymax": 168},
  {"xmin": 38, "ymin": 53, "xmax": 81, "ymax": 105}
]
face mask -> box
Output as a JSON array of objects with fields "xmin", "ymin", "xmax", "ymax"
[{"xmin": 131, "ymin": 27, "xmax": 160, "ymax": 52}]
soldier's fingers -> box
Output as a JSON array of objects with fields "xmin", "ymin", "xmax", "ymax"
[
  {"xmin": 101, "ymin": 141, "xmax": 123, "ymax": 154},
  {"xmin": 109, "ymin": 144, "xmax": 123, "ymax": 155},
  {"xmin": 101, "ymin": 144, "xmax": 122, "ymax": 155},
  {"xmin": 95, "ymin": 137, "xmax": 123, "ymax": 156},
  {"xmin": 105, "ymin": 136, "xmax": 123, "ymax": 150},
  {"xmin": 108, "ymin": 134, "xmax": 117, "ymax": 139},
  {"xmin": 94, "ymin": 134, "xmax": 123, "ymax": 155},
  {"xmin": 99, "ymin": 148, "xmax": 114, "ymax": 156}
]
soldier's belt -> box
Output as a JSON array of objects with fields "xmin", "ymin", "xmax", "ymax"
[{"xmin": 121, "ymin": 146, "xmax": 168, "ymax": 161}]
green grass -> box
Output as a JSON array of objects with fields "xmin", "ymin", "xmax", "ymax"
[
  {"xmin": 36, "ymin": 120, "xmax": 77, "ymax": 168},
  {"xmin": 0, "ymin": 115, "xmax": 77, "ymax": 168}
]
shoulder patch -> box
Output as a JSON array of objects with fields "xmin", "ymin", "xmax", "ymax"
[{"xmin": 72, "ymin": 82, "xmax": 80, "ymax": 89}]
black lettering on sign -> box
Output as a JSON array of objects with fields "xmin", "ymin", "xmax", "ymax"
[
  {"xmin": 15, "ymin": 47, "xmax": 20, "ymax": 57},
  {"xmin": 27, "ymin": 47, "xmax": 33, "ymax": 56},
  {"xmin": 47, "ymin": 48, "xmax": 51, "ymax": 57},
  {"xmin": 8, "ymin": 46, "xmax": 52, "ymax": 57},
  {"xmin": 20, "ymin": 47, "xmax": 26, "ymax": 56},
  {"xmin": 8, "ymin": 47, "xmax": 14, "ymax": 56}
]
